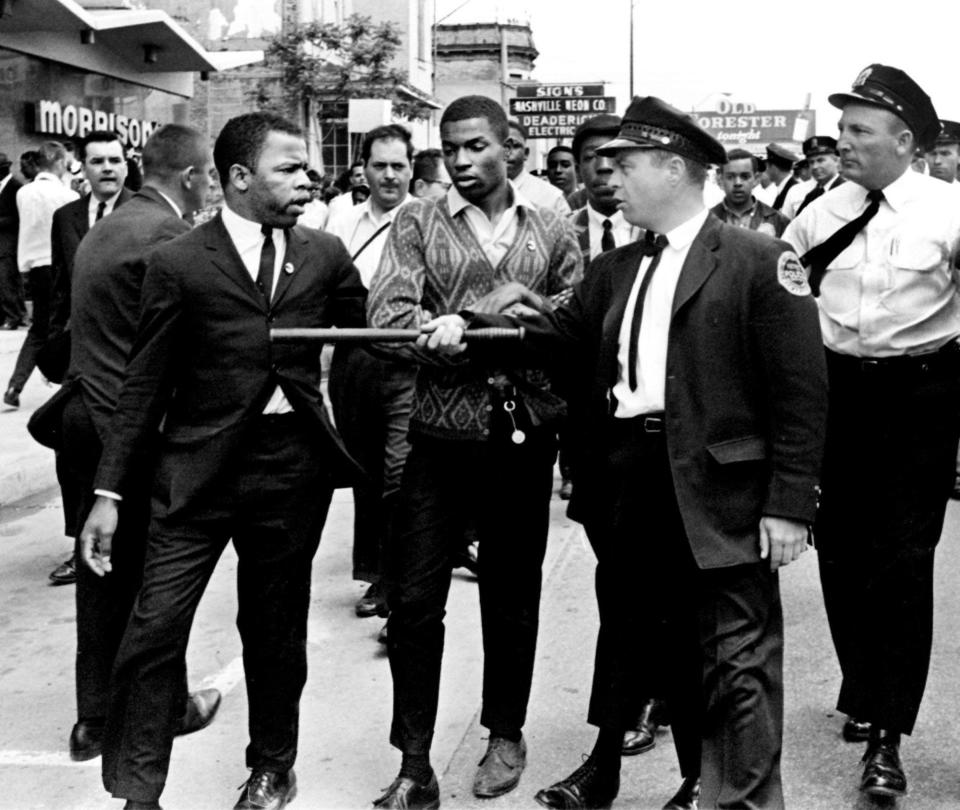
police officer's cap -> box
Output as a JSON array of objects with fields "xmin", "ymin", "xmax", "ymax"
[
  {"xmin": 828, "ymin": 64, "xmax": 940, "ymax": 151},
  {"xmin": 802, "ymin": 136, "xmax": 838, "ymax": 157},
  {"xmin": 596, "ymin": 97, "xmax": 726, "ymax": 166},
  {"xmin": 934, "ymin": 120, "xmax": 960, "ymax": 146},
  {"xmin": 765, "ymin": 143, "xmax": 797, "ymax": 170},
  {"xmin": 572, "ymin": 114, "xmax": 622, "ymax": 162}
]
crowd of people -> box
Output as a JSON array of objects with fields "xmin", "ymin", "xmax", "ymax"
[{"xmin": 2, "ymin": 59, "xmax": 960, "ymax": 810}]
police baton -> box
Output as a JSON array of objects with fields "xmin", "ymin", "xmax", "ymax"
[{"xmin": 269, "ymin": 326, "xmax": 525, "ymax": 343}]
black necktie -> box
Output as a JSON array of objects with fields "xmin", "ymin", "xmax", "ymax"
[
  {"xmin": 627, "ymin": 232, "xmax": 669, "ymax": 391},
  {"xmin": 801, "ymin": 189, "xmax": 884, "ymax": 297},
  {"xmin": 601, "ymin": 218, "xmax": 616, "ymax": 253},
  {"xmin": 772, "ymin": 178, "xmax": 793, "ymax": 211},
  {"xmin": 795, "ymin": 185, "xmax": 824, "ymax": 217},
  {"xmin": 95, "ymin": 201, "xmax": 106, "ymax": 222},
  {"xmin": 257, "ymin": 224, "xmax": 275, "ymax": 305}
]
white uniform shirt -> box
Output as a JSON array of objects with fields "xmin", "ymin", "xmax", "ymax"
[
  {"xmin": 513, "ymin": 170, "xmax": 572, "ymax": 217},
  {"xmin": 16, "ymin": 172, "xmax": 78, "ymax": 272},
  {"xmin": 613, "ymin": 208, "xmax": 710, "ymax": 416},
  {"xmin": 784, "ymin": 168, "xmax": 960, "ymax": 357},
  {"xmin": 326, "ymin": 195, "xmax": 414, "ymax": 287}
]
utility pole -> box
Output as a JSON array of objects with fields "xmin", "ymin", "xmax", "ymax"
[{"xmin": 629, "ymin": 0, "xmax": 634, "ymax": 99}]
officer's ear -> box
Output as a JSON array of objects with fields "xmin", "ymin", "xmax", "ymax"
[{"xmin": 893, "ymin": 128, "xmax": 916, "ymax": 158}]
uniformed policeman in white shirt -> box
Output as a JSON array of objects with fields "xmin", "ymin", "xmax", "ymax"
[
  {"xmin": 782, "ymin": 136, "xmax": 845, "ymax": 219},
  {"xmin": 784, "ymin": 63, "xmax": 960, "ymax": 801}
]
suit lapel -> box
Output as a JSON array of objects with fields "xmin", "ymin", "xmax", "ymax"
[
  {"xmin": 71, "ymin": 196, "xmax": 90, "ymax": 241},
  {"xmin": 204, "ymin": 213, "xmax": 266, "ymax": 310},
  {"xmin": 270, "ymin": 226, "xmax": 309, "ymax": 308},
  {"xmin": 672, "ymin": 215, "xmax": 720, "ymax": 317},
  {"xmin": 599, "ymin": 242, "xmax": 644, "ymax": 384}
]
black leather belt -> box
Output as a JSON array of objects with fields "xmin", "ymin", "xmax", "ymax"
[
  {"xmin": 826, "ymin": 341, "xmax": 960, "ymax": 377},
  {"xmin": 609, "ymin": 411, "xmax": 666, "ymax": 435}
]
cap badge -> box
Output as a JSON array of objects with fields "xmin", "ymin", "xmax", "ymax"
[{"xmin": 853, "ymin": 67, "xmax": 872, "ymax": 88}]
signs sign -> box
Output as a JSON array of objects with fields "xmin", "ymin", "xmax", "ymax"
[{"xmin": 511, "ymin": 84, "xmax": 615, "ymax": 139}]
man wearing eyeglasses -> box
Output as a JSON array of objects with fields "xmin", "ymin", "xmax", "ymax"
[{"xmin": 411, "ymin": 149, "xmax": 452, "ymax": 202}]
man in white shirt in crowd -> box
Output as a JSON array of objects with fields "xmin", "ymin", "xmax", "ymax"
[
  {"xmin": 4, "ymin": 140, "xmax": 77, "ymax": 408},
  {"xmin": 326, "ymin": 124, "xmax": 418, "ymax": 621},
  {"xmin": 504, "ymin": 119, "xmax": 572, "ymax": 217}
]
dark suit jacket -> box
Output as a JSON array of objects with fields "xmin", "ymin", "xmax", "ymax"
[
  {"xmin": 94, "ymin": 211, "xmax": 367, "ymax": 513},
  {"xmin": 0, "ymin": 175, "xmax": 21, "ymax": 257},
  {"xmin": 471, "ymin": 214, "xmax": 827, "ymax": 569},
  {"xmin": 67, "ymin": 186, "xmax": 190, "ymax": 439},
  {"xmin": 50, "ymin": 188, "xmax": 133, "ymax": 334}
]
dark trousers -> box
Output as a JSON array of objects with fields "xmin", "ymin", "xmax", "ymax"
[
  {"xmin": 385, "ymin": 432, "xmax": 556, "ymax": 754},
  {"xmin": 102, "ymin": 416, "xmax": 332, "ymax": 803},
  {"xmin": 58, "ymin": 393, "xmax": 152, "ymax": 722},
  {"xmin": 816, "ymin": 348, "xmax": 960, "ymax": 734},
  {"xmin": 329, "ymin": 345, "xmax": 415, "ymax": 584},
  {"xmin": 0, "ymin": 251, "xmax": 25, "ymax": 325},
  {"xmin": 8, "ymin": 264, "xmax": 51, "ymax": 392},
  {"xmin": 587, "ymin": 421, "xmax": 784, "ymax": 810}
]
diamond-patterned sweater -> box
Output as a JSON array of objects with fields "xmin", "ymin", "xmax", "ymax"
[{"xmin": 367, "ymin": 196, "xmax": 582, "ymax": 441}]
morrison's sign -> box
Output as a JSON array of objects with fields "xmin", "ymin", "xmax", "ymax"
[{"xmin": 28, "ymin": 100, "xmax": 160, "ymax": 149}]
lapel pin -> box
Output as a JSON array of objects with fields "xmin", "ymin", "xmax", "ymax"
[
  {"xmin": 283, "ymin": 262, "xmax": 294, "ymax": 275},
  {"xmin": 526, "ymin": 241, "xmax": 535, "ymax": 251}
]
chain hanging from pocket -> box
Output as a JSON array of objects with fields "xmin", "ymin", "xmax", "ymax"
[{"xmin": 502, "ymin": 398, "xmax": 526, "ymax": 445}]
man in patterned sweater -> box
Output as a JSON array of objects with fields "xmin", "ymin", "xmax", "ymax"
[{"xmin": 366, "ymin": 94, "xmax": 582, "ymax": 810}]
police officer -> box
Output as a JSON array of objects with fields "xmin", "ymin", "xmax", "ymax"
[
  {"xmin": 783, "ymin": 136, "xmax": 845, "ymax": 219},
  {"xmin": 925, "ymin": 119, "xmax": 960, "ymax": 189},
  {"xmin": 785, "ymin": 64, "xmax": 960, "ymax": 800}
]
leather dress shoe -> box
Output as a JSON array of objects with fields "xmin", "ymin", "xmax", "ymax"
[
  {"xmin": 49, "ymin": 555, "xmax": 77, "ymax": 585},
  {"xmin": 176, "ymin": 688, "xmax": 222, "ymax": 736},
  {"xmin": 861, "ymin": 730, "xmax": 906, "ymax": 798},
  {"xmin": 534, "ymin": 758, "xmax": 619, "ymax": 809},
  {"xmin": 377, "ymin": 619, "xmax": 389, "ymax": 645},
  {"xmin": 356, "ymin": 583, "xmax": 389, "ymax": 618},
  {"xmin": 663, "ymin": 776, "xmax": 700, "ymax": 810},
  {"xmin": 842, "ymin": 716, "xmax": 871, "ymax": 743},
  {"xmin": 234, "ymin": 768, "xmax": 297, "ymax": 810},
  {"xmin": 373, "ymin": 772, "xmax": 440, "ymax": 810},
  {"xmin": 473, "ymin": 735, "xmax": 526, "ymax": 797},
  {"xmin": 69, "ymin": 719, "xmax": 104, "ymax": 761},
  {"xmin": 3, "ymin": 386, "xmax": 19, "ymax": 409},
  {"xmin": 454, "ymin": 542, "xmax": 479, "ymax": 577},
  {"xmin": 622, "ymin": 698, "xmax": 662, "ymax": 756},
  {"xmin": 559, "ymin": 479, "xmax": 573, "ymax": 500}
]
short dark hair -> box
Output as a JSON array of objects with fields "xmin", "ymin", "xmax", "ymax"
[
  {"xmin": 722, "ymin": 148, "xmax": 759, "ymax": 173},
  {"xmin": 141, "ymin": 124, "xmax": 208, "ymax": 181},
  {"xmin": 35, "ymin": 141, "xmax": 66, "ymax": 172},
  {"xmin": 361, "ymin": 124, "xmax": 414, "ymax": 164},
  {"xmin": 412, "ymin": 148, "xmax": 443, "ymax": 183},
  {"xmin": 213, "ymin": 111, "xmax": 302, "ymax": 188},
  {"xmin": 19, "ymin": 150, "xmax": 40, "ymax": 180},
  {"xmin": 547, "ymin": 144, "xmax": 575, "ymax": 160},
  {"xmin": 507, "ymin": 119, "xmax": 530, "ymax": 141},
  {"xmin": 440, "ymin": 95, "xmax": 510, "ymax": 143},
  {"xmin": 78, "ymin": 130, "xmax": 122, "ymax": 161}
]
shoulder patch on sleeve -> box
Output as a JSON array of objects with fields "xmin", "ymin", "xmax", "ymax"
[{"xmin": 777, "ymin": 251, "xmax": 810, "ymax": 296}]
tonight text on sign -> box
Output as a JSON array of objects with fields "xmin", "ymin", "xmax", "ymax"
[{"xmin": 30, "ymin": 101, "xmax": 159, "ymax": 149}]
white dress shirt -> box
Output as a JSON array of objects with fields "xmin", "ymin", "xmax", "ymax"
[
  {"xmin": 784, "ymin": 168, "xmax": 960, "ymax": 357},
  {"xmin": 613, "ymin": 208, "xmax": 710, "ymax": 416},
  {"xmin": 447, "ymin": 182, "xmax": 531, "ymax": 267},
  {"xmin": 87, "ymin": 189, "xmax": 123, "ymax": 229},
  {"xmin": 512, "ymin": 170, "xmax": 572, "ymax": 217},
  {"xmin": 585, "ymin": 205, "xmax": 638, "ymax": 260},
  {"xmin": 326, "ymin": 195, "xmax": 414, "ymax": 287},
  {"xmin": 16, "ymin": 172, "xmax": 78, "ymax": 272},
  {"xmin": 221, "ymin": 203, "xmax": 290, "ymax": 413}
]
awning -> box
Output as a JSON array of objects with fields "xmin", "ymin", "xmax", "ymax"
[{"xmin": 0, "ymin": 0, "xmax": 263, "ymax": 97}]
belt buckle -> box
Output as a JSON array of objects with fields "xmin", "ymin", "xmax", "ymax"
[
  {"xmin": 642, "ymin": 415, "xmax": 664, "ymax": 433},
  {"xmin": 860, "ymin": 358, "xmax": 881, "ymax": 374}
]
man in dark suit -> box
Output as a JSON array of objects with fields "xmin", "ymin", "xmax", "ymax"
[
  {"xmin": 422, "ymin": 97, "xmax": 828, "ymax": 810},
  {"xmin": 79, "ymin": 111, "xmax": 366, "ymax": 810},
  {"xmin": 0, "ymin": 152, "xmax": 25, "ymax": 329},
  {"xmin": 54, "ymin": 124, "xmax": 221, "ymax": 763},
  {"xmin": 47, "ymin": 130, "xmax": 132, "ymax": 587}
]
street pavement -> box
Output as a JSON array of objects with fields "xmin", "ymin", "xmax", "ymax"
[{"xmin": 3, "ymin": 326, "xmax": 960, "ymax": 809}]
